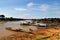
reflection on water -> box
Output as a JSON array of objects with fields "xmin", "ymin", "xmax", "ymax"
[{"xmin": 0, "ymin": 21, "xmax": 37, "ymax": 38}]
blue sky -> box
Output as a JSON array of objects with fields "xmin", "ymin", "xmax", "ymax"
[{"xmin": 0, "ymin": 0, "xmax": 60, "ymax": 19}]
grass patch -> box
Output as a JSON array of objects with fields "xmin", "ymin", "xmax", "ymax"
[
  {"xmin": 32, "ymin": 36, "xmax": 51, "ymax": 40},
  {"xmin": 32, "ymin": 38, "xmax": 47, "ymax": 40}
]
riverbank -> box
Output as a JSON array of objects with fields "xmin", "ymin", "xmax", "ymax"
[{"xmin": 0, "ymin": 28, "xmax": 60, "ymax": 40}]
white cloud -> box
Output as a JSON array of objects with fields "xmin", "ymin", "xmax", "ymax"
[
  {"xmin": 27, "ymin": 3, "xmax": 49, "ymax": 11},
  {"xmin": 27, "ymin": 2, "xmax": 34, "ymax": 8},
  {"xmin": 27, "ymin": 2, "xmax": 40, "ymax": 8},
  {"xmin": 14, "ymin": 8, "xmax": 27, "ymax": 11},
  {"xmin": 39, "ymin": 4, "xmax": 49, "ymax": 11}
]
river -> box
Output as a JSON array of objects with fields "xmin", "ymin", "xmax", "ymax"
[{"xmin": 0, "ymin": 21, "xmax": 37, "ymax": 39}]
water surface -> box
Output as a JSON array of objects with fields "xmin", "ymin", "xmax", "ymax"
[{"xmin": 0, "ymin": 21, "xmax": 37, "ymax": 38}]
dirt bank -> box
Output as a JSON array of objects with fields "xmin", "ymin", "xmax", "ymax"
[{"xmin": 0, "ymin": 28, "xmax": 60, "ymax": 40}]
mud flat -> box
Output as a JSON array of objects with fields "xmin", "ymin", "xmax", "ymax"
[{"xmin": 0, "ymin": 28, "xmax": 60, "ymax": 40}]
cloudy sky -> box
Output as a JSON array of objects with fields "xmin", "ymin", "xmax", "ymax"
[{"xmin": 0, "ymin": 0, "xmax": 60, "ymax": 19}]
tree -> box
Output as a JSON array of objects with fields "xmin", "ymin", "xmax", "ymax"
[{"xmin": 0, "ymin": 15, "xmax": 5, "ymax": 18}]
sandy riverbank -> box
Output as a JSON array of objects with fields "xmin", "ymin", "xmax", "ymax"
[{"xmin": 0, "ymin": 28, "xmax": 60, "ymax": 40}]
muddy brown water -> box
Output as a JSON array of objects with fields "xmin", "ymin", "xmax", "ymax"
[{"xmin": 0, "ymin": 21, "xmax": 37, "ymax": 39}]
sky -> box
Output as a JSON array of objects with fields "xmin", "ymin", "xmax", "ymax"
[{"xmin": 0, "ymin": 0, "xmax": 60, "ymax": 19}]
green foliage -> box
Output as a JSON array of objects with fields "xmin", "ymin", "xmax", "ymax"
[
  {"xmin": 35, "ymin": 38, "xmax": 47, "ymax": 40},
  {"xmin": 32, "ymin": 38, "xmax": 47, "ymax": 40},
  {"xmin": 46, "ymin": 23, "xmax": 60, "ymax": 28},
  {"xmin": 0, "ymin": 15, "xmax": 5, "ymax": 18},
  {"xmin": 32, "ymin": 36, "xmax": 51, "ymax": 40}
]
